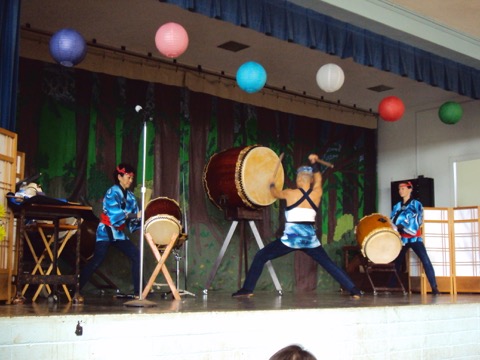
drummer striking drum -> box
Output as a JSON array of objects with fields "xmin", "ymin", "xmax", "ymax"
[{"xmin": 232, "ymin": 154, "xmax": 362, "ymax": 299}]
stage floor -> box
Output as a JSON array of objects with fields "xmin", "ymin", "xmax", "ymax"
[
  {"xmin": 1, "ymin": 289, "xmax": 479, "ymax": 317},
  {"xmin": 2, "ymin": 290, "xmax": 480, "ymax": 359}
]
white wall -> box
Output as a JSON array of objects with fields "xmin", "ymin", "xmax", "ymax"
[
  {"xmin": 1, "ymin": 302, "xmax": 479, "ymax": 359},
  {"xmin": 377, "ymin": 98, "xmax": 480, "ymax": 215}
]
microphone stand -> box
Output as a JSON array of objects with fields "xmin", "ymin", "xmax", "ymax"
[{"xmin": 125, "ymin": 108, "xmax": 157, "ymax": 308}]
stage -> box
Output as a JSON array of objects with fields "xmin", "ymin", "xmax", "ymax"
[{"xmin": 1, "ymin": 290, "xmax": 479, "ymax": 359}]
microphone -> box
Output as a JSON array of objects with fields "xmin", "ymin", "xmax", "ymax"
[{"xmin": 135, "ymin": 105, "xmax": 153, "ymax": 121}]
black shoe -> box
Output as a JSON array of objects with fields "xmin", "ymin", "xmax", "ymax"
[
  {"xmin": 232, "ymin": 289, "xmax": 254, "ymax": 298},
  {"xmin": 114, "ymin": 293, "xmax": 139, "ymax": 299},
  {"xmin": 432, "ymin": 287, "xmax": 440, "ymax": 296}
]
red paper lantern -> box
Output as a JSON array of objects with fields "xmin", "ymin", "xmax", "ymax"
[
  {"xmin": 155, "ymin": 22, "xmax": 189, "ymax": 58},
  {"xmin": 378, "ymin": 96, "xmax": 405, "ymax": 122}
]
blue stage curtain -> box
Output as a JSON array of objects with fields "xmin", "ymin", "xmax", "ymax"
[
  {"xmin": 163, "ymin": 0, "xmax": 480, "ymax": 99},
  {"xmin": 0, "ymin": 0, "xmax": 21, "ymax": 131}
]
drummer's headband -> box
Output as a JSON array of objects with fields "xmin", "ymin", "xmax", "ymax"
[
  {"xmin": 297, "ymin": 166, "xmax": 313, "ymax": 175},
  {"xmin": 117, "ymin": 166, "xmax": 134, "ymax": 177},
  {"xmin": 398, "ymin": 181, "xmax": 413, "ymax": 189}
]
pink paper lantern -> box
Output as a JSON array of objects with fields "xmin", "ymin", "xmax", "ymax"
[
  {"xmin": 155, "ymin": 22, "xmax": 189, "ymax": 58},
  {"xmin": 378, "ymin": 96, "xmax": 405, "ymax": 122}
]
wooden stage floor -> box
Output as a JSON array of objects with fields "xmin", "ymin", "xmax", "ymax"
[
  {"xmin": 1, "ymin": 289, "xmax": 479, "ymax": 359},
  {"xmin": 1, "ymin": 289, "xmax": 479, "ymax": 317}
]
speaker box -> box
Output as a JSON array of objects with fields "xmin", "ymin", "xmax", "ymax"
[{"xmin": 391, "ymin": 177, "xmax": 434, "ymax": 207}]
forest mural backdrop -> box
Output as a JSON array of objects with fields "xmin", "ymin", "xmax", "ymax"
[{"xmin": 15, "ymin": 57, "xmax": 377, "ymax": 295}]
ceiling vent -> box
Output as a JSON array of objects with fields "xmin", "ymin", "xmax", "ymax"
[
  {"xmin": 368, "ymin": 85, "xmax": 393, "ymax": 92},
  {"xmin": 217, "ymin": 41, "xmax": 250, "ymax": 52}
]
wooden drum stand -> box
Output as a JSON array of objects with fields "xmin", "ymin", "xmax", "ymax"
[{"xmin": 203, "ymin": 207, "xmax": 283, "ymax": 295}]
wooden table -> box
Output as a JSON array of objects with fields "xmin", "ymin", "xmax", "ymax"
[{"xmin": 9, "ymin": 196, "xmax": 96, "ymax": 305}]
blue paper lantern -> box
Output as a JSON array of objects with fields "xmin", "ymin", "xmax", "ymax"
[
  {"xmin": 236, "ymin": 61, "xmax": 267, "ymax": 93},
  {"xmin": 49, "ymin": 29, "xmax": 87, "ymax": 67}
]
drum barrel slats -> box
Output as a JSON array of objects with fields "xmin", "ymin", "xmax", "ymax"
[
  {"xmin": 203, "ymin": 145, "xmax": 284, "ymax": 210},
  {"xmin": 144, "ymin": 197, "xmax": 183, "ymax": 247},
  {"xmin": 203, "ymin": 145, "xmax": 257, "ymax": 210},
  {"xmin": 356, "ymin": 213, "xmax": 402, "ymax": 264}
]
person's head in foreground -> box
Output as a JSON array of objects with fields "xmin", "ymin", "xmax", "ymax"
[{"xmin": 269, "ymin": 344, "xmax": 317, "ymax": 360}]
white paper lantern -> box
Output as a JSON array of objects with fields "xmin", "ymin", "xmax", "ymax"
[{"xmin": 316, "ymin": 63, "xmax": 345, "ymax": 93}]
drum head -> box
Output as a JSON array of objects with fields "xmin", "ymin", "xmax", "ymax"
[
  {"xmin": 363, "ymin": 229, "xmax": 402, "ymax": 264},
  {"xmin": 145, "ymin": 215, "xmax": 181, "ymax": 246},
  {"xmin": 240, "ymin": 146, "xmax": 284, "ymax": 207}
]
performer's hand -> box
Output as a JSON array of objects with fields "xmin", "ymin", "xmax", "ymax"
[
  {"xmin": 268, "ymin": 177, "xmax": 275, "ymax": 188},
  {"xmin": 308, "ymin": 154, "xmax": 319, "ymax": 164}
]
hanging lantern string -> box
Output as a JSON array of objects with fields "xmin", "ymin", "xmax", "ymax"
[{"xmin": 23, "ymin": 26, "xmax": 376, "ymax": 117}]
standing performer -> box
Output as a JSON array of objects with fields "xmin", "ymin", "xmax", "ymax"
[
  {"xmin": 232, "ymin": 154, "xmax": 362, "ymax": 299},
  {"xmin": 390, "ymin": 181, "xmax": 439, "ymax": 295},
  {"xmin": 80, "ymin": 163, "xmax": 142, "ymax": 297}
]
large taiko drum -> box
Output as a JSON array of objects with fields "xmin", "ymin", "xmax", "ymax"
[
  {"xmin": 144, "ymin": 197, "xmax": 183, "ymax": 246},
  {"xmin": 203, "ymin": 145, "xmax": 284, "ymax": 210},
  {"xmin": 355, "ymin": 213, "xmax": 402, "ymax": 264}
]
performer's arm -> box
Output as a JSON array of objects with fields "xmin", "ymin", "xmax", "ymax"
[
  {"xmin": 308, "ymin": 154, "xmax": 323, "ymax": 192},
  {"xmin": 269, "ymin": 181, "xmax": 288, "ymax": 199}
]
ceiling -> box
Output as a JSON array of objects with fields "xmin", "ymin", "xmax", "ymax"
[{"xmin": 19, "ymin": 0, "xmax": 480, "ymax": 115}]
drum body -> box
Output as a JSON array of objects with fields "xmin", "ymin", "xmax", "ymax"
[
  {"xmin": 203, "ymin": 145, "xmax": 284, "ymax": 210},
  {"xmin": 144, "ymin": 197, "xmax": 182, "ymax": 246},
  {"xmin": 355, "ymin": 213, "xmax": 402, "ymax": 264}
]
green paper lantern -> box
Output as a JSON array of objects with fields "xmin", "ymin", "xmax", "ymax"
[{"xmin": 438, "ymin": 101, "xmax": 463, "ymax": 124}]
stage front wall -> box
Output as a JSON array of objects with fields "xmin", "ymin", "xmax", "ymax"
[{"xmin": 14, "ymin": 57, "xmax": 377, "ymax": 294}]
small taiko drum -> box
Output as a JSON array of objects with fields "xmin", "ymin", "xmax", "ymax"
[
  {"xmin": 355, "ymin": 213, "xmax": 402, "ymax": 264},
  {"xmin": 203, "ymin": 145, "xmax": 284, "ymax": 210},
  {"xmin": 144, "ymin": 197, "xmax": 183, "ymax": 247}
]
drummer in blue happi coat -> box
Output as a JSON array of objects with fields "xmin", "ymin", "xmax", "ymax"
[
  {"xmin": 79, "ymin": 163, "xmax": 142, "ymax": 297},
  {"xmin": 390, "ymin": 181, "xmax": 439, "ymax": 295}
]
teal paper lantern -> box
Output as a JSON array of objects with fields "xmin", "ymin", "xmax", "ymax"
[
  {"xmin": 438, "ymin": 101, "xmax": 463, "ymax": 124},
  {"xmin": 236, "ymin": 61, "xmax": 267, "ymax": 93},
  {"xmin": 49, "ymin": 28, "xmax": 87, "ymax": 67}
]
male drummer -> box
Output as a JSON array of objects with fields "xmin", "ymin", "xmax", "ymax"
[{"xmin": 232, "ymin": 154, "xmax": 362, "ymax": 299}]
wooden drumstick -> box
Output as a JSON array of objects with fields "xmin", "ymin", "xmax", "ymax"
[
  {"xmin": 273, "ymin": 153, "xmax": 284, "ymax": 178},
  {"xmin": 317, "ymin": 158, "xmax": 334, "ymax": 168}
]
